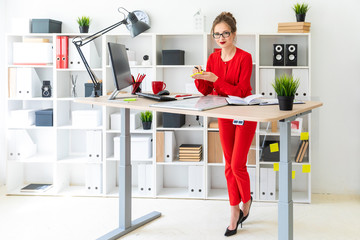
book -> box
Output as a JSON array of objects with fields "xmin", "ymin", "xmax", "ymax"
[
  {"xmin": 299, "ymin": 140, "xmax": 309, "ymax": 163},
  {"xmin": 179, "ymin": 150, "xmax": 202, "ymax": 154},
  {"xmin": 278, "ymin": 22, "xmax": 311, "ymax": 27},
  {"xmin": 278, "ymin": 26, "xmax": 310, "ymax": 30},
  {"xmin": 295, "ymin": 140, "xmax": 306, "ymax": 163},
  {"xmin": 20, "ymin": 183, "xmax": 53, "ymax": 192},
  {"xmin": 179, "ymin": 144, "xmax": 202, "ymax": 150},
  {"xmin": 226, "ymin": 94, "xmax": 264, "ymax": 105},
  {"xmin": 277, "ymin": 29, "xmax": 310, "ymax": 33}
]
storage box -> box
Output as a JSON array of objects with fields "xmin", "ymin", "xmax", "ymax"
[
  {"xmin": 31, "ymin": 19, "xmax": 62, "ymax": 33},
  {"xmin": 84, "ymin": 83, "xmax": 102, "ymax": 97},
  {"xmin": 162, "ymin": 50, "xmax": 185, "ymax": 65},
  {"xmin": 110, "ymin": 112, "xmax": 141, "ymax": 130},
  {"xmin": 72, "ymin": 110, "xmax": 101, "ymax": 127},
  {"xmin": 114, "ymin": 135, "xmax": 152, "ymax": 160},
  {"xmin": 35, "ymin": 108, "xmax": 53, "ymax": 126},
  {"xmin": 13, "ymin": 42, "xmax": 53, "ymax": 65},
  {"xmin": 10, "ymin": 109, "xmax": 36, "ymax": 126},
  {"xmin": 162, "ymin": 112, "xmax": 185, "ymax": 128}
]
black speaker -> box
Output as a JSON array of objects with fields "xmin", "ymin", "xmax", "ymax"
[
  {"xmin": 273, "ymin": 44, "xmax": 284, "ymax": 66},
  {"xmin": 285, "ymin": 44, "xmax": 297, "ymax": 66}
]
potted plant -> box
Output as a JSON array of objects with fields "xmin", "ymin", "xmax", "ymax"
[
  {"xmin": 77, "ymin": 16, "xmax": 91, "ymax": 33},
  {"xmin": 272, "ymin": 74, "xmax": 300, "ymax": 111},
  {"xmin": 292, "ymin": 3, "xmax": 310, "ymax": 22},
  {"xmin": 140, "ymin": 111, "xmax": 152, "ymax": 130}
]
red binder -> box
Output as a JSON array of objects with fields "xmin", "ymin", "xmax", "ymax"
[
  {"xmin": 56, "ymin": 36, "xmax": 62, "ymax": 68},
  {"xmin": 60, "ymin": 36, "xmax": 69, "ymax": 68}
]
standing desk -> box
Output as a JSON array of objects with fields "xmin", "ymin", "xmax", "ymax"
[{"xmin": 75, "ymin": 96, "xmax": 323, "ymax": 240}]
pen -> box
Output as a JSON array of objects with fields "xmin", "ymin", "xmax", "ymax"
[
  {"xmin": 175, "ymin": 94, "xmax": 192, "ymax": 98},
  {"xmin": 190, "ymin": 71, "xmax": 203, "ymax": 77}
]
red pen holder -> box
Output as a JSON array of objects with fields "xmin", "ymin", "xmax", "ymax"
[{"xmin": 131, "ymin": 82, "xmax": 142, "ymax": 94}]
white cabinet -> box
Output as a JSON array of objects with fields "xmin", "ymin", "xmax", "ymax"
[{"xmin": 5, "ymin": 32, "xmax": 312, "ymax": 203}]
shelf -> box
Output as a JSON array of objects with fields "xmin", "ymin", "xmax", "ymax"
[
  {"xmin": 6, "ymin": 185, "xmax": 57, "ymax": 196},
  {"xmin": 8, "ymin": 154, "xmax": 56, "ymax": 163},
  {"xmin": 207, "ymin": 163, "xmax": 225, "ymax": 167},
  {"xmin": 56, "ymin": 68, "xmax": 102, "ymax": 72},
  {"xmin": 7, "ymin": 97, "xmax": 54, "ymax": 101},
  {"xmin": 106, "ymin": 155, "xmax": 152, "ymax": 162},
  {"xmin": 156, "ymin": 65, "xmax": 195, "ymax": 68},
  {"xmin": 56, "ymin": 186, "xmax": 102, "ymax": 197},
  {"xmin": 8, "ymin": 125, "xmax": 55, "ymax": 130},
  {"xmin": 106, "ymin": 128, "xmax": 153, "ymax": 134},
  {"xmin": 157, "ymin": 187, "xmax": 201, "ymax": 199},
  {"xmin": 259, "ymin": 66, "xmax": 309, "ymax": 69},
  {"xmin": 156, "ymin": 161, "xmax": 204, "ymax": 166},
  {"xmin": 157, "ymin": 125, "xmax": 204, "ymax": 131},
  {"xmin": 7, "ymin": 65, "xmax": 53, "ymax": 68},
  {"xmin": 57, "ymin": 125, "xmax": 103, "ymax": 130},
  {"xmin": 207, "ymin": 189, "xmax": 228, "ymax": 200},
  {"xmin": 259, "ymin": 129, "xmax": 302, "ymax": 136},
  {"xmin": 57, "ymin": 155, "xmax": 101, "ymax": 164}
]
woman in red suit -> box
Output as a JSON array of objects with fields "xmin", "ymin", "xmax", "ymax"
[{"xmin": 192, "ymin": 12, "xmax": 257, "ymax": 237}]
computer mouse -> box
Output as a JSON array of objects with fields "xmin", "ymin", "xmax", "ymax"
[{"xmin": 157, "ymin": 90, "xmax": 170, "ymax": 96}]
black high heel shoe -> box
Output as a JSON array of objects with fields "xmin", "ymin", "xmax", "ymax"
[
  {"xmin": 224, "ymin": 209, "xmax": 244, "ymax": 237},
  {"xmin": 239, "ymin": 196, "xmax": 253, "ymax": 225}
]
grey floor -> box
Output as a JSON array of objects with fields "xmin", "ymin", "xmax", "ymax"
[{"xmin": 0, "ymin": 186, "xmax": 359, "ymax": 240}]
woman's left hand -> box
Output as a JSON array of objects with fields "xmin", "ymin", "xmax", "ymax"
[{"xmin": 192, "ymin": 71, "xmax": 218, "ymax": 82}]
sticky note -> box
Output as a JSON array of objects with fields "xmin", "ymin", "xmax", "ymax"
[
  {"xmin": 273, "ymin": 163, "xmax": 279, "ymax": 171},
  {"xmin": 292, "ymin": 171, "xmax": 296, "ymax": 179},
  {"xmin": 270, "ymin": 143, "xmax": 279, "ymax": 152},
  {"xmin": 300, "ymin": 132, "xmax": 309, "ymax": 140},
  {"xmin": 302, "ymin": 164, "xmax": 311, "ymax": 173}
]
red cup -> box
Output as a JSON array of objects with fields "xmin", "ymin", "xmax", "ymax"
[{"xmin": 152, "ymin": 81, "xmax": 166, "ymax": 94}]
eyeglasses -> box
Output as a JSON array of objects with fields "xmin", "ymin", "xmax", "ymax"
[{"xmin": 212, "ymin": 31, "xmax": 231, "ymax": 39}]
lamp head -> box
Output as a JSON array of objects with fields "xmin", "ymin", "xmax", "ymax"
[{"xmin": 126, "ymin": 11, "xmax": 150, "ymax": 37}]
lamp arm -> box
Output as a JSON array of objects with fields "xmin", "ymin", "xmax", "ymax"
[{"xmin": 72, "ymin": 19, "xmax": 127, "ymax": 97}]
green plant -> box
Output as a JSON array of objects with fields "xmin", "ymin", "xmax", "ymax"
[
  {"xmin": 77, "ymin": 16, "xmax": 91, "ymax": 26},
  {"xmin": 292, "ymin": 3, "xmax": 310, "ymax": 14},
  {"xmin": 140, "ymin": 111, "xmax": 152, "ymax": 122},
  {"xmin": 272, "ymin": 74, "xmax": 300, "ymax": 97}
]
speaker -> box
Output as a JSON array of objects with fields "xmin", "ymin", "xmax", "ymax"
[
  {"xmin": 285, "ymin": 44, "xmax": 297, "ymax": 66},
  {"xmin": 273, "ymin": 44, "xmax": 284, "ymax": 66}
]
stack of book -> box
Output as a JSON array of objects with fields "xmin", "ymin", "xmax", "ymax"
[
  {"xmin": 179, "ymin": 144, "xmax": 202, "ymax": 162},
  {"xmin": 295, "ymin": 140, "xmax": 309, "ymax": 162},
  {"xmin": 278, "ymin": 22, "xmax": 311, "ymax": 33}
]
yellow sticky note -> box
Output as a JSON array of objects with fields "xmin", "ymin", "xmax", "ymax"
[
  {"xmin": 292, "ymin": 171, "xmax": 296, "ymax": 179},
  {"xmin": 273, "ymin": 163, "xmax": 279, "ymax": 171},
  {"xmin": 302, "ymin": 164, "xmax": 311, "ymax": 173},
  {"xmin": 270, "ymin": 143, "xmax": 279, "ymax": 152},
  {"xmin": 300, "ymin": 132, "xmax": 309, "ymax": 141}
]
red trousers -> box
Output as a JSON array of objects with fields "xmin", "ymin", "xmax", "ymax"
[{"xmin": 218, "ymin": 118, "xmax": 257, "ymax": 206}]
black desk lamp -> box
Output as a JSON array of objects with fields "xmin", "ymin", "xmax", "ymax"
[{"xmin": 72, "ymin": 7, "xmax": 150, "ymax": 97}]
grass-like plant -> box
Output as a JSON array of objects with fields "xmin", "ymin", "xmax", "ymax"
[
  {"xmin": 77, "ymin": 16, "xmax": 91, "ymax": 26},
  {"xmin": 292, "ymin": 3, "xmax": 310, "ymax": 14},
  {"xmin": 140, "ymin": 111, "xmax": 152, "ymax": 122},
  {"xmin": 272, "ymin": 74, "xmax": 300, "ymax": 97}
]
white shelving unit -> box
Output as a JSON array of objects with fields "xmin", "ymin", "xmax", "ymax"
[{"xmin": 5, "ymin": 32, "xmax": 312, "ymax": 203}]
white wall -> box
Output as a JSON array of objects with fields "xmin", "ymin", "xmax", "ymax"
[
  {"xmin": 2, "ymin": 0, "xmax": 360, "ymax": 194},
  {"xmin": 0, "ymin": 0, "xmax": 7, "ymax": 186}
]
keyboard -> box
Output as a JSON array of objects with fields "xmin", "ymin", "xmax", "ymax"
[{"xmin": 135, "ymin": 92, "xmax": 177, "ymax": 101}]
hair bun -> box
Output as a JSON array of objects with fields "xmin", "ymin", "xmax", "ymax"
[{"xmin": 221, "ymin": 12, "xmax": 236, "ymax": 26}]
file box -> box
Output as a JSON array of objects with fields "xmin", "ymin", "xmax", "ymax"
[
  {"xmin": 35, "ymin": 108, "xmax": 53, "ymax": 126},
  {"xmin": 162, "ymin": 50, "xmax": 185, "ymax": 65},
  {"xmin": 72, "ymin": 110, "xmax": 101, "ymax": 127},
  {"xmin": 13, "ymin": 42, "xmax": 53, "ymax": 65},
  {"xmin": 162, "ymin": 112, "xmax": 185, "ymax": 128},
  {"xmin": 115, "ymin": 135, "xmax": 152, "ymax": 160},
  {"xmin": 31, "ymin": 19, "xmax": 62, "ymax": 33},
  {"xmin": 10, "ymin": 109, "xmax": 36, "ymax": 126}
]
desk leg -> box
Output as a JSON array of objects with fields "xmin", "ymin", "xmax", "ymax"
[
  {"xmin": 98, "ymin": 108, "xmax": 161, "ymax": 240},
  {"xmin": 278, "ymin": 120, "xmax": 293, "ymax": 240}
]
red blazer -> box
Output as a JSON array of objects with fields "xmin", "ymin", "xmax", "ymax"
[{"xmin": 195, "ymin": 48, "xmax": 253, "ymax": 98}]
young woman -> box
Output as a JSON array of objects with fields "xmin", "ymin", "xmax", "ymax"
[{"xmin": 192, "ymin": 12, "xmax": 256, "ymax": 237}]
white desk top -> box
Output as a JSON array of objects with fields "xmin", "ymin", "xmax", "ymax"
[{"xmin": 75, "ymin": 95, "xmax": 323, "ymax": 122}]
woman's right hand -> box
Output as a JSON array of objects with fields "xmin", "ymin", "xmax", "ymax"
[{"xmin": 193, "ymin": 65, "xmax": 203, "ymax": 74}]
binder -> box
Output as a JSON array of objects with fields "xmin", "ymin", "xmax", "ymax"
[
  {"xmin": 156, "ymin": 131, "xmax": 165, "ymax": 162},
  {"xmin": 164, "ymin": 131, "xmax": 176, "ymax": 162},
  {"xmin": 7, "ymin": 130, "xmax": 17, "ymax": 160},
  {"xmin": 68, "ymin": 37, "xmax": 100, "ymax": 69},
  {"xmin": 260, "ymin": 167, "xmax": 268, "ymax": 200},
  {"xmin": 86, "ymin": 131, "xmax": 102, "ymax": 162},
  {"xmin": 15, "ymin": 130, "xmax": 37, "ymax": 160},
  {"xmin": 208, "ymin": 132, "xmax": 223, "ymax": 163},
  {"xmin": 145, "ymin": 164, "xmax": 153, "ymax": 195},
  {"xmin": 8, "ymin": 68, "xmax": 17, "ymax": 98},
  {"xmin": 259, "ymin": 69, "xmax": 276, "ymax": 98},
  {"xmin": 60, "ymin": 36, "xmax": 69, "ymax": 69},
  {"xmin": 16, "ymin": 68, "xmax": 41, "ymax": 98},
  {"xmin": 188, "ymin": 166, "xmax": 203, "ymax": 197},
  {"xmin": 248, "ymin": 167, "xmax": 256, "ymax": 198},
  {"xmin": 85, "ymin": 164, "xmax": 102, "ymax": 194},
  {"xmin": 267, "ymin": 168, "xmax": 277, "ymax": 200},
  {"xmin": 292, "ymin": 69, "xmax": 309, "ymax": 101},
  {"xmin": 56, "ymin": 36, "xmax": 61, "ymax": 68},
  {"xmin": 137, "ymin": 164, "xmax": 146, "ymax": 195}
]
